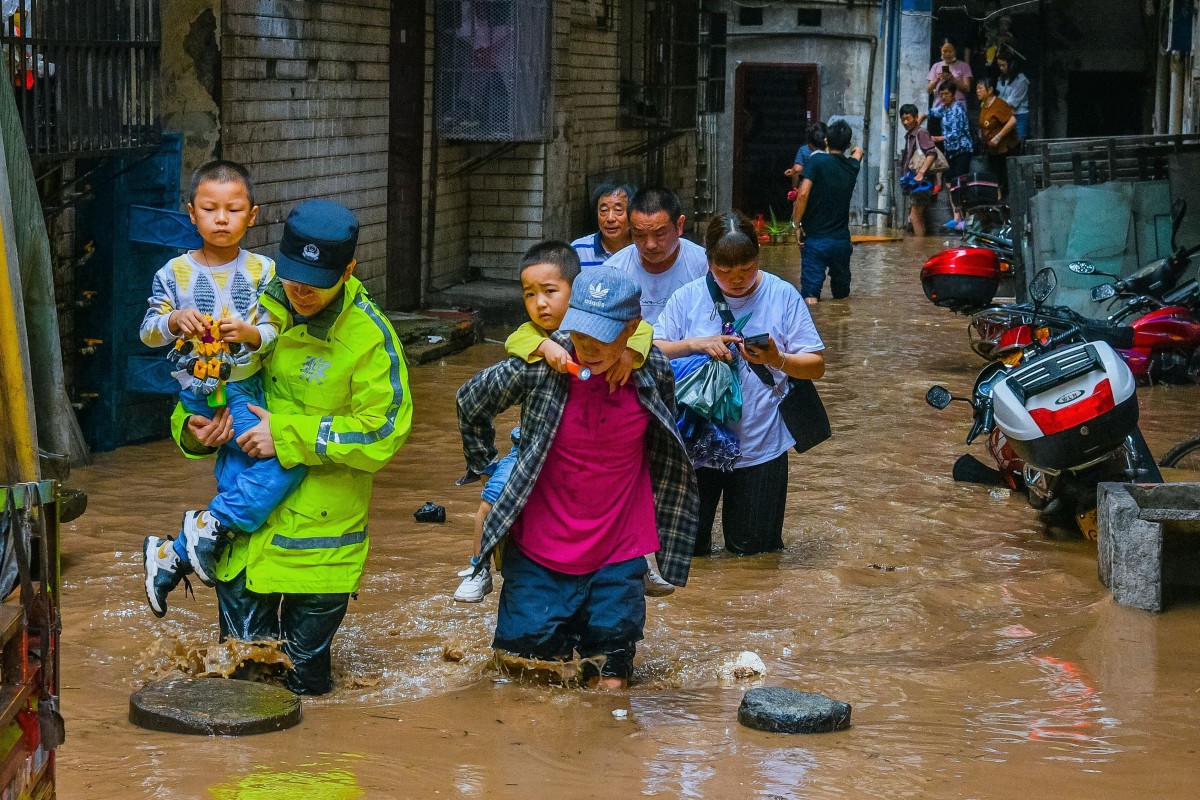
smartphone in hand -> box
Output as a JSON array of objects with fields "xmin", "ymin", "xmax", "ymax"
[{"xmin": 742, "ymin": 332, "xmax": 770, "ymax": 350}]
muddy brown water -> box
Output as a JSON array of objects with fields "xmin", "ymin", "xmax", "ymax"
[{"xmin": 61, "ymin": 239, "xmax": 1200, "ymax": 798}]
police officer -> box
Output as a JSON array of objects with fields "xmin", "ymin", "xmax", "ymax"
[{"xmin": 177, "ymin": 199, "xmax": 412, "ymax": 694}]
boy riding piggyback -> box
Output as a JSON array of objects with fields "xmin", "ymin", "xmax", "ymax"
[{"xmin": 457, "ymin": 264, "xmax": 700, "ymax": 690}]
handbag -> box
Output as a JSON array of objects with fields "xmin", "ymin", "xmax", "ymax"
[
  {"xmin": 907, "ymin": 143, "xmax": 950, "ymax": 175},
  {"xmin": 704, "ymin": 275, "xmax": 831, "ymax": 454},
  {"xmin": 778, "ymin": 377, "xmax": 831, "ymax": 454}
]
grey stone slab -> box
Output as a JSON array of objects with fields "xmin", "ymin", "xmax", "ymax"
[
  {"xmin": 129, "ymin": 677, "xmax": 302, "ymax": 736},
  {"xmin": 737, "ymin": 688, "xmax": 851, "ymax": 734},
  {"xmin": 1098, "ymin": 483, "xmax": 1164, "ymax": 611}
]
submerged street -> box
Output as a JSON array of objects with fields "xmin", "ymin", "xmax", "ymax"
[{"xmin": 59, "ymin": 238, "xmax": 1200, "ymax": 799}]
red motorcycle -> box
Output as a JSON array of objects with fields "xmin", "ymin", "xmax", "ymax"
[{"xmin": 1069, "ymin": 250, "xmax": 1200, "ymax": 384}]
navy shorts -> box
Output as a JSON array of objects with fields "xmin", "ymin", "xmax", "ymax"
[{"xmin": 492, "ymin": 543, "xmax": 648, "ymax": 680}]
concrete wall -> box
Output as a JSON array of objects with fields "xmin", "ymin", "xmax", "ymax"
[
  {"xmin": 161, "ymin": 0, "xmax": 223, "ymax": 188},
  {"xmin": 712, "ymin": 2, "xmax": 886, "ymax": 223},
  {"xmin": 221, "ymin": 0, "xmax": 391, "ymax": 299}
]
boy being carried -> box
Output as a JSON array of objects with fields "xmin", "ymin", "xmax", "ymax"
[
  {"xmin": 456, "ymin": 266, "xmax": 700, "ymax": 690},
  {"xmin": 139, "ymin": 160, "xmax": 304, "ymax": 617},
  {"xmin": 453, "ymin": 242, "xmax": 674, "ymax": 602}
]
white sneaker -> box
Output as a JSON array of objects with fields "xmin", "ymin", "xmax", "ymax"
[
  {"xmin": 643, "ymin": 564, "xmax": 675, "ymax": 597},
  {"xmin": 454, "ymin": 566, "xmax": 493, "ymax": 602}
]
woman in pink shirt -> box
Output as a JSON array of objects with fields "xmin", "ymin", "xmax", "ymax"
[{"xmin": 927, "ymin": 38, "xmax": 973, "ymax": 105}]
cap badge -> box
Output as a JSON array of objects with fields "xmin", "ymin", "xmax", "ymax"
[
  {"xmin": 302, "ymin": 243, "xmax": 321, "ymax": 261},
  {"xmin": 587, "ymin": 282, "xmax": 610, "ymax": 301}
]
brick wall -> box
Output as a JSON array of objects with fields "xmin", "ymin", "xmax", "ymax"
[
  {"xmin": 424, "ymin": 0, "xmax": 699, "ymax": 288},
  {"xmin": 222, "ymin": 0, "xmax": 391, "ymax": 299}
]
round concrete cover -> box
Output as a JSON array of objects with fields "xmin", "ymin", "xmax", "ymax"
[
  {"xmin": 737, "ymin": 687, "xmax": 852, "ymax": 734},
  {"xmin": 130, "ymin": 677, "xmax": 302, "ymax": 736}
]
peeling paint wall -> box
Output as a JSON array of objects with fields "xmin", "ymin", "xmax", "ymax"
[{"xmin": 160, "ymin": 0, "xmax": 222, "ymax": 195}]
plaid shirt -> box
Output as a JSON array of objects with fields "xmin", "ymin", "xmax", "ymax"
[{"xmin": 456, "ymin": 334, "xmax": 700, "ymax": 586}]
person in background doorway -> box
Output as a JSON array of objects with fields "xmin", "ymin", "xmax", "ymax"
[
  {"xmin": 996, "ymin": 50, "xmax": 1030, "ymax": 141},
  {"xmin": 927, "ymin": 37, "xmax": 972, "ymax": 105},
  {"xmin": 570, "ymin": 181, "xmax": 636, "ymax": 269},
  {"xmin": 784, "ymin": 121, "xmax": 828, "ymax": 188},
  {"xmin": 899, "ymin": 104, "xmax": 940, "ymax": 238},
  {"xmin": 791, "ymin": 119, "xmax": 862, "ymax": 303},
  {"xmin": 977, "ymin": 76, "xmax": 1018, "ymax": 195},
  {"xmin": 929, "ymin": 82, "xmax": 974, "ymax": 230}
]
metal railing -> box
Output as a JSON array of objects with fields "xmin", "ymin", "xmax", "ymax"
[{"xmin": 1, "ymin": 0, "xmax": 161, "ymax": 157}]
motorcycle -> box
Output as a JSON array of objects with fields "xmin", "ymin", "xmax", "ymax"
[
  {"xmin": 927, "ymin": 267, "xmax": 1163, "ymax": 539},
  {"xmin": 965, "ymin": 215, "xmax": 1200, "ymax": 382},
  {"xmin": 1067, "ymin": 246, "xmax": 1200, "ymax": 384}
]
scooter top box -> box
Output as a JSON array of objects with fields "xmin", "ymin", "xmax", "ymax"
[
  {"xmin": 991, "ymin": 340, "xmax": 1139, "ymax": 472},
  {"xmin": 921, "ymin": 247, "xmax": 1001, "ymax": 313},
  {"xmin": 949, "ymin": 173, "xmax": 1001, "ymax": 208}
]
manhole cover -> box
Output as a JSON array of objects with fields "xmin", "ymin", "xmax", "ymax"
[{"xmin": 130, "ymin": 677, "xmax": 302, "ymax": 736}]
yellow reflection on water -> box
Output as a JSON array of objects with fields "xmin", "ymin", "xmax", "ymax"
[{"xmin": 209, "ymin": 767, "xmax": 363, "ymax": 800}]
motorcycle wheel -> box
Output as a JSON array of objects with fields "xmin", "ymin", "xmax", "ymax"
[{"xmin": 1159, "ymin": 435, "xmax": 1200, "ymax": 471}]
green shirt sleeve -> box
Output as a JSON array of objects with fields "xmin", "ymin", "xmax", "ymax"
[
  {"xmin": 628, "ymin": 320, "xmax": 654, "ymax": 368},
  {"xmin": 504, "ymin": 321, "xmax": 551, "ymax": 362}
]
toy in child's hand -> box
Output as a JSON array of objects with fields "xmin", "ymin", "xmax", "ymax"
[
  {"xmin": 167, "ymin": 314, "xmax": 251, "ymax": 406},
  {"xmin": 564, "ymin": 361, "xmax": 592, "ymax": 381}
]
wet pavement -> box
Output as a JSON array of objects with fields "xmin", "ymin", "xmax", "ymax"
[{"xmin": 60, "ymin": 237, "xmax": 1200, "ymax": 798}]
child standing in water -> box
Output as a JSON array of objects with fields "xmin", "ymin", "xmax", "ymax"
[
  {"xmin": 452, "ymin": 242, "xmax": 674, "ymax": 601},
  {"xmin": 139, "ymin": 160, "xmax": 303, "ymax": 617},
  {"xmin": 456, "ymin": 266, "xmax": 699, "ymax": 689}
]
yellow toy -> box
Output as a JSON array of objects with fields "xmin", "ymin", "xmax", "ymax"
[{"xmin": 168, "ymin": 315, "xmax": 251, "ymax": 407}]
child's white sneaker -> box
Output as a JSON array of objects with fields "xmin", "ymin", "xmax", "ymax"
[
  {"xmin": 643, "ymin": 565, "xmax": 676, "ymax": 597},
  {"xmin": 454, "ymin": 565, "xmax": 493, "ymax": 602},
  {"xmin": 143, "ymin": 535, "xmax": 191, "ymax": 618}
]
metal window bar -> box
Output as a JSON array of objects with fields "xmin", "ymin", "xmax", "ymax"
[{"xmin": 1, "ymin": 0, "xmax": 161, "ymax": 158}]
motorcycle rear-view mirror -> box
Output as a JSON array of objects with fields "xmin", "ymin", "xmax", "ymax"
[
  {"xmin": 1029, "ymin": 267, "xmax": 1057, "ymax": 303},
  {"xmin": 1091, "ymin": 284, "xmax": 1117, "ymax": 301},
  {"xmin": 925, "ymin": 386, "xmax": 954, "ymax": 410}
]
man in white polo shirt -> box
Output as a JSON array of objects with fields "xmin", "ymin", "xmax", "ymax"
[{"xmin": 602, "ymin": 187, "xmax": 708, "ymax": 325}]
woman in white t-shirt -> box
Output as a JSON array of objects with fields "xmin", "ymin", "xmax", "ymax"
[{"xmin": 654, "ymin": 212, "xmax": 826, "ymax": 555}]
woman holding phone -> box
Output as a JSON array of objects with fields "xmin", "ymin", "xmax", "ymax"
[{"xmin": 653, "ymin": 212, "xmax": 825, "ymax": 556}]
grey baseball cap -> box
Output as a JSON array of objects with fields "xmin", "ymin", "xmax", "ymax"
[{"xmin": 559, "ymin": 266, "xmax": 642, "ymax": 343}]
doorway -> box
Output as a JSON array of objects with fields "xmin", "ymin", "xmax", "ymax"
[
  {"xmin": 732, "ymin": 63, "xmax": 819, "ymax": 222},
  {"xmin": 387, "ymin": 3, "xmax": 425, "ymax": 309},
  {"xmin": 1066, "ymin": 72, "xmax": 1144, "ymax": 138}
]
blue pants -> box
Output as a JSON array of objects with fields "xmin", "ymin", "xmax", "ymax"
[
  {"xmin": 176, "ymin": 373, "xmax": 306, "ymax": 545},
  {"xmin": 480, "ymin": 447, "xmax": 518, "ymax": 505},
  {"xmin": 493, "ymin": 543, "xmax": 647, "ymax": 681},
  {"xmin": 800, "ymin": 237, "xmax": 854, "ymax": 300}
]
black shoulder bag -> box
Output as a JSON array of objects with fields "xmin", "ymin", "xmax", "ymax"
[{"xmin": 705, "ymin": 274, "xmax": 831, "ymax": 454}]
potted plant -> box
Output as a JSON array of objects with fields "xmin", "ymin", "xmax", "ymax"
[{"xmin": 764, "ymin": 207, "xmax": 793, "ymax": 244}]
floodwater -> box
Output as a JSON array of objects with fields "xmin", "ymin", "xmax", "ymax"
[{"xmin": 60, "ymin": 238, "xmax": 1200, "ymax": 799}]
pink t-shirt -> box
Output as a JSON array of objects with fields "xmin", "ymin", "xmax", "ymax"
[
  {"xmin": 928, "ymin": 59, "xmax": 972, "ymax": 102},
  {"xmin": 511, "ymin": 375, "xmax": 659, "ymax": 575}
]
